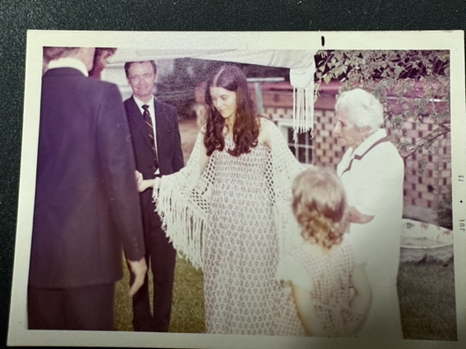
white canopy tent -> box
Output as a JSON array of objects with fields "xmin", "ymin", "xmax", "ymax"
[{"xmin": 108, "ymin": 49, "xmax": 317, "ymax": 136}]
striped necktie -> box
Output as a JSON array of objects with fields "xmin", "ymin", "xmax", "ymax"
[{"xmin": 142, "ymin": 104, "xmax": 159, "ymax": 171}]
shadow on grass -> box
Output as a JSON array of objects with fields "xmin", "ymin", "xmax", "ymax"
[
  {"xmin": 397, "ymin": 258, "xmax": 457, "ymax": 341},
  {"xmin": 114, "ymin": 255, "xmax": 205, "ymax": 333}
]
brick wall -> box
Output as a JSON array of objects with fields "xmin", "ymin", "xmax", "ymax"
[
  {"xmin": 266, "ymin": 94, "xmax": 451, "ymax": 219},
  {"xmin": 403, "ymin": 118, "xmax": 452, "ymax": 210}
]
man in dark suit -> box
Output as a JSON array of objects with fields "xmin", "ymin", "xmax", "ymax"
[
  {"xmin": 28, "ymin": 47, "xmax": 147, "ymax": 330},
  {"xmin": 123, "ymin": 60, "xmax": 184, "ymax": 332}
]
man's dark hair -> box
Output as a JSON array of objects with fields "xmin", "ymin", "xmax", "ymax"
[{"xmin": 124, "ymin": 60, "xmax": 157, "ymax": 78}]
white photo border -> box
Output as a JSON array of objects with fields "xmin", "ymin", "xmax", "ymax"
[{"xmin": 8, "ymin": 30, "xmax": 466, "ymax": 349}]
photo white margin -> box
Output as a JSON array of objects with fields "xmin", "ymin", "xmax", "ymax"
[{"xmin": 8, "ymin": 30, "xmax": 466, "ymax": 349}]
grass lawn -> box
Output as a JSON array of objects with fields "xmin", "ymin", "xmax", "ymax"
[
  {"xmin": 397, "ymin": 258, "xmax": 457, "ymax": 340},
  {"xmin": 115, "ymin": 255, "xmax": 205, "ymax": 333},
  {"xmin": 115, "ymin": 255, "xmax": 457, "ymax": 340}
]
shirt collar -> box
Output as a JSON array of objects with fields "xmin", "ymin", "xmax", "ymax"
[
  {"xmin": 48, "ymin": 57, "xmax": 89, "ymax": 76},
  {"xmin": 353, "ymin": 128, "xmax": 387, "ymax": 156},
  {"xmin": 133, "ymin": 96, "xmax": 154, "ymax": 110}
]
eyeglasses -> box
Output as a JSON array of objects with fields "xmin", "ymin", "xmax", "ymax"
[{"xmin": 128, "ymin": 73, "xmax": 154, "ymax": 83}]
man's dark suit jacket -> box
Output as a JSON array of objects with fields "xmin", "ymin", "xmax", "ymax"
[
  {"xmin": 29, "ymin": 67, "xmax": 145, "ymax": 289},
  {"xmin": 124, "ymin": 96, "xmax": 184, "ymax": 236}
]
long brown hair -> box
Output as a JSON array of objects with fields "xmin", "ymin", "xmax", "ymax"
[{"xmin": 204, "ymin": 65, "xmax": 260, "ymax": 157}]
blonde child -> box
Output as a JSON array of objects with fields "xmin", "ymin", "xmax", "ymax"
[{"xmin": 277, "ymin": 167, "xmax": 372, "ymax": 337}]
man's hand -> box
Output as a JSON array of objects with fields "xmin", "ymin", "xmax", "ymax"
[
  {"xmin": 135, "ymin": 171, "xmax": 145, "ymax": 192},
  {"xmin": 135, "ymin": 170, "xmax": 158, "ymax": 193},
  {"xmin": 127, "ymin": 258, "xmax": 148, "ymax": 296}
]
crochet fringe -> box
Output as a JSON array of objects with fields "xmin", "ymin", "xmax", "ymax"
[
  {"xmin": 154, "ymin": 120, "xmax": 305, "ymax": 274},
  {"xmin": 292, "ymin": 87, "xmax": 315, "ymax": 142}
]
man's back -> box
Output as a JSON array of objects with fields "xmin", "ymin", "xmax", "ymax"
[{"xmin": 30, "ymin": 67, "xmax": 144, "ymax": 289}]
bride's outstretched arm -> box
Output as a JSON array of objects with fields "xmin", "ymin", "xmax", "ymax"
[
  {"xmin": 154, "ymin": 127, "xmax": 212, "ymax": 270},
  {"xmin": 135, "ymin": 127, "xmax": 209, "ymax": 194},
  {"xmin": 196, "ymin": 126, "xmax": 210, "ymax": 175}
]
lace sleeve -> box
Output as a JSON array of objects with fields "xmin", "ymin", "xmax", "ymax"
[
  {"xmin": 265, "ymin": 120, "xmax": 307, "ymax": 267},
  {"xmin": 154, "ymin": 130, "xmax": 215, "ymax": 270}
]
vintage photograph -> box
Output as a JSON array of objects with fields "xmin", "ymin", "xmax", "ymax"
[{"xmin": 8, "ymin": 31, "xmax": 466, "ymax": 349}]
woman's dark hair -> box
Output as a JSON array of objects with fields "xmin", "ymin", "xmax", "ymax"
[
  {"xmin": 88, "ymin": 48, "xmax": 117, "ymax": 79},
  {"xmin": 204, "ymin": 65, "xmax": 260, "ymax": 157}
]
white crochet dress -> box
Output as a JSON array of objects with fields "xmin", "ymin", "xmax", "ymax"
[
  {"xmin": 154, "ymin": 119, "xmax": 305, "ymax": 335},
  {"xmin": 203, "ymin": 136, "xmax": 283, "ymax": 334}
]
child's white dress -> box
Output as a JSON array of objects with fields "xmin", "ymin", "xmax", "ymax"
[{"xmin": 277, "ymin": 237, "xmax": 358, "ymax": 337}]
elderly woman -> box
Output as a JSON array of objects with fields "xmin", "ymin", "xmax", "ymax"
[{"xmin": 333, "ymin": 88, "xmax": 404, "ymax": 339}]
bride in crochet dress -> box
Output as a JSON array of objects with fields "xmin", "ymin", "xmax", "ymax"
[{"xmin": 137, "ymin": 65, "xmax": 304, "ymax": 335}]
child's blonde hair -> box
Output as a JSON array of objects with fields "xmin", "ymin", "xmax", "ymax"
[{"xmin": 292, "ymin": 167, "xmax": 349, "ymax": 249}]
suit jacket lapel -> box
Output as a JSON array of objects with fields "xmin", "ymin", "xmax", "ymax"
[
  {"xmin": 340, "ymin": 137, "xmax": 390, "ymax": 176},
  {"xmin": 154, "ymin": 99, "xmax": 169, "ymax": 156}
]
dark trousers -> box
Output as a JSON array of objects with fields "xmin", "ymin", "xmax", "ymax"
[
  {"xmin": 28, "ymin": 283, "xmax": 115, "ymax": 330},
  {"xmin": 130, "ymin": 211, "xmax": 176, "ymax": 332}
]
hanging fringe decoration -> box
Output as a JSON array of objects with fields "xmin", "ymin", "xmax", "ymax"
[{"xmin": 290, "ymin": 64, "xmax": 316, "ymax": 141}]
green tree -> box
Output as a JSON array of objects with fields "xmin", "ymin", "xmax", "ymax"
[{"xmin": 315, "ymin": 50, "xmax": 450, "ymax": 171}]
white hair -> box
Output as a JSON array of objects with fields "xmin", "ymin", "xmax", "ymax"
[{"xmin": 335, "ymin": 88, "xmax": 384, "ymax": 133}]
